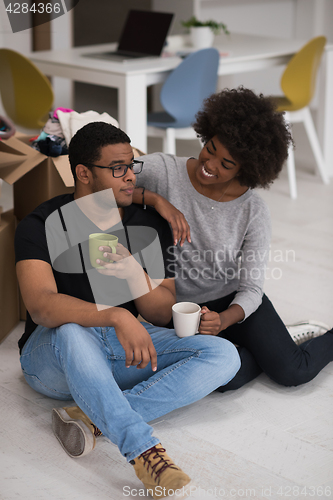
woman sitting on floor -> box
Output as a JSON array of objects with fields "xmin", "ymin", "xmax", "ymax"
[{"xmin": 134, "ymin": 86, "xmax": 332, "ymax": 392}]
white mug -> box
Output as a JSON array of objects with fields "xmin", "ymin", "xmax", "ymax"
[{"xmin": 172, "ymin": 302, "xmax": 201, "ymax": 338}]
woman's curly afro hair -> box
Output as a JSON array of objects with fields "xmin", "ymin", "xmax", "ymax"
[{"xmin": 193, "ymin": 86, "xmax": 293, "ymax": 189}]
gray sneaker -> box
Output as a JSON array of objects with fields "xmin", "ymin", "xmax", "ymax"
[
  {"xmin": 52, "ymin": 406, "xmax": 102, "ymax": 458},
  {"xmin": 286, "ymin": 320, "xmax": 329, "ymax": 345}
]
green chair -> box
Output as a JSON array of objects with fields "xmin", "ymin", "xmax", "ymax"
[
  {"xmin": 273, "ymin": 36, "xmax": 329, "ymax": 199},
  {"xmin": 0, "ymin": 48, "xmax": 54, "ymax": 130}
]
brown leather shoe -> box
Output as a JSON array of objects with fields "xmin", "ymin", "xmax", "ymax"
[
  {"xmin": 131, "ymin": 443, "xmax": 191, "ymax": 499},
  {"xmin": 52, "ymin": 406, "xmax": 102, "ymax": 458}
]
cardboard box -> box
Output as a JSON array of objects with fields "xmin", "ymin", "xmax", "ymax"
[
  {"xmin": 0, "ymin": 132, "xmax": 74, "ymax": 221},
  {"xmin": 0, "ymin": 210, "xmax": 20, "ymax": 343},
  {"xmin": 0, "ymin": 133, "xmax": 74, "ymax": 325}
]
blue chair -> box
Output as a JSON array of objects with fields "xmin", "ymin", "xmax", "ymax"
[{"xmin": 147, "ymin": 48, "xmax": 220, "ymax": 154}]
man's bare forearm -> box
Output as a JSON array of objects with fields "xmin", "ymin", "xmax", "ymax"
[
  {"xmin": 134, "ymin": 279, "xmax": 176, "ymax": 326},
  {"xmin": 28, "ymin": 291, "xmax": 133, "ymax": 330}
]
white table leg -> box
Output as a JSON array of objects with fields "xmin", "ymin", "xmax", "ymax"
[
  {"xmin": 317, "ymin": 48, "xmax": 333, "ymax": 178},
  {"xmin": 52, "ymin": 77, "xmax": 74, "ymax": 110},
  {"xmin": 118, "ymin": 74, "xmax": 147, "ymax": 153}
]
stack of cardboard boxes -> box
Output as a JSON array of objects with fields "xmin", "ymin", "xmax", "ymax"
[{"xmin": 0, "ymin": 132, "xmax": 74, "ymax": 342}]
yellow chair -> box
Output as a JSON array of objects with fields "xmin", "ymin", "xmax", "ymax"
[
  {"xmin": 273, "ymin": 36, "xmax": 329, "ymax": 199},
  {"xmin": 0, "ymin": 48, "xmax": 54, "ymax": 130}
]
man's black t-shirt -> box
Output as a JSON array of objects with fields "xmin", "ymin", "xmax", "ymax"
[{"xmin": 15, "ymin": 193, "xmax": 174, "ymax": 353}]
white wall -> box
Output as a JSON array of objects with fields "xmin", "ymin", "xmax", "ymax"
[
  {"xmin": 198, "ymin": 0, "xmax": 295, "ymax": 39},
  {"xmin": 197, "ymin": 0, "xmax": 296, "ymax": 95},
  {"xmin": 153, "ymin": 0, "xmax": 333, "ymax": 97},
  {"xmin": 295, "ymin": 0, "xmax": 333, "ymax": 41},
  {"xmin": 0, "ymin": 1, "xmax": 32, "ymax": 53},
  {"xmin": 157, "ymin": 0, "xmax": 333, "ymax": 41},
  {"xmin": 50, "ymin": 9, "xmax": 73, "ymax": 109},
  {"xmin": 153, "ymin": 0, "xmax": 194, "ymax": 35}
]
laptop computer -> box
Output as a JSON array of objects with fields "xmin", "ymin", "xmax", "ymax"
[{"xmin": 83, "ymin": 10, "xmax": 174, "ymax": 63}]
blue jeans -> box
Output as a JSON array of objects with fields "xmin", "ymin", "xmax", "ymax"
[{"xmin": 20, "ymin": 322, "xmax": 240, "ymax": 462}]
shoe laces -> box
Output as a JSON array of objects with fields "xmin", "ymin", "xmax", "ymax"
[
  {"xmin": 91, "ymin": 423, "xmax": 102, "ymax": 437},
  {"xmin": 293, "ymin": 329, "xmax": 321, "ymax": 345},
  {"xmin": 139, "ymin": 446, "xmax": 178, "ymax": 482}
]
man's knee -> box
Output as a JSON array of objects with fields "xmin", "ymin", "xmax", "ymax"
[
  {"xmin": 55, "ymin": 323, "xmax": 94, "ymax": 350},
  {"xmin": 219, "ymin": 338, "xmax": 241, "ymax": 379},
  {"xmin": 57, "ymin": 322, "xmax": 82, "ymax": 338},
  {"xmin": 197, "ymin": 335, "xmax": 241, "ymax": 381}
]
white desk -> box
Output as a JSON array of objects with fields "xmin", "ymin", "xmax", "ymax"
[{"xmin": 29, "ymin": 34, "xmax": 333, "ymax": 175}]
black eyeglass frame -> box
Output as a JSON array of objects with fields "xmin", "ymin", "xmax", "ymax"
[{"xmin": 83, "ymin": 160, "xmax": 144, "ymax": 178}]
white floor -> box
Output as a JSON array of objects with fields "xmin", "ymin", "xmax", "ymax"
[{"xmin": 0, "ymin": 136, "xmax": 332, "ymax": 500}]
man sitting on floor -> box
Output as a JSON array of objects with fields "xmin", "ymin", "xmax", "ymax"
[{"xmin": 15, "ymin": 122, "xmax": 240, "ymax": 499}]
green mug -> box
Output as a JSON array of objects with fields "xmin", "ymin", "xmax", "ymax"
[{"xmin": 89, "ymin": 233, "xmax": 118, "ymax": 269}]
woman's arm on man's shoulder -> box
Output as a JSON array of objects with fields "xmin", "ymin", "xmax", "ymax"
[{"xmin": 133, "ymin": 187, "xmax": 191, "ymax": 246}]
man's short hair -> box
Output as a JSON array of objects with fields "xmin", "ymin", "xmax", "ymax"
[{"xmin": 69, "ymin": 122, "xmax": 131, "ymax": 183}]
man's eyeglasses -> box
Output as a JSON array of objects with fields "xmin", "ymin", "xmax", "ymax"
[{"xmin": 83, "ymin": 160, "xmax": 144, "ymax": 178}]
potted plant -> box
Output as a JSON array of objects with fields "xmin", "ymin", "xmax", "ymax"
[{"xmin": 181, "ymin": 16, "xmax": 229, "ymax": 49}]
